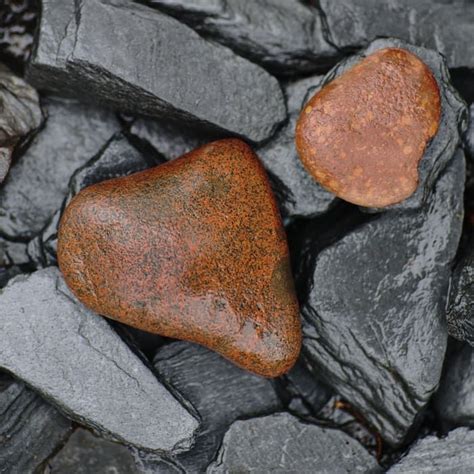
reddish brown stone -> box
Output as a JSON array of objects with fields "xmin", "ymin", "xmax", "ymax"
[
  {"xmin": 295, "ymin": 48, "xmax": 441, "ymax": 208},
  {"xmin": 57, "ymin": 139, "xmax": 301, "ymax": 378}
]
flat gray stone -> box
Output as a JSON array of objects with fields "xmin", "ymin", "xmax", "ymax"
[
  {"xmin": 0, "ymin": 373, "xmax": 72, "ymax": 474},
  {"xmin": 293, "ymin": 150, "xmax": 465, "ymax": 446},
  {"xmin": 0, "ymin": 268, "xmax": 198, "ymax": 453},
  {"xmin": 388, "ymin": 428, "xmax": 474, "ymax": 473},
  {"xmin": 134, "ymin": 341, "xmax": 282, "ymax": 473},
  {"xmin": 27, "ymin": 0, "xmax": 286, "ymax": 144},
  {"xmin": 434, "ymin": 344, "xmax": 474, "ymax": 428},
  {"xmin": 207, "ymin": 413, "xmax": 381, "ymax": 473}
]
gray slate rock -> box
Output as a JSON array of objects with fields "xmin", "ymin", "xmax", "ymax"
[
  {"xmin": 47, "ymin": 428, "xmax": 140, "ymax": 474},
  {"xmin": 319, "ymin": 0, "xmax": 474, "ymax": 71},
  {"xmin": 313, "ymin": 38, "xmax": 467, "ymax": 212},
  {"xmin": 137, "ymin": 0, "xmax": 338, "ymax": 76},
  {"xmin": 27, "ymin": 133, "xmax": 155, "ymax": 268},
  {"xmin": 207, "ymin": 412, "xmax": 381, "ymax": 473},
  {"xmin": 0, "ymin": 63, "xmax": 43, "ymax": 183},
  {"xmin": 27, "ymin": 0, "xmax": 286, "ymax": 144},
  {"xmin": 134, "ymin": 341, "xmax": 282, "ymax": 473},
  {"xmin": 293, "ymin": 150, "xmax": 465, "ymax": 446},
  {"xmin": 0, "ymin": 96, "xmax": 120, "ymax": 241},
  {"xmin": 0, "ymin": 268, "xmax": 198, "ymax": 453},
  {"xmin": 258, "ymin": 75, "xmax": 337, "ymax": 219},
  {"xmin": 466, "ymin": 104, "xmax": 474, "ymax": 158},
  {"xmin": 434, "ymin": 343, "xmax": 474, "ymax": 427},
  {"xmin": 388, "ymin": 428, "xmax": 474, "ymax": 473},
  {"xmin": 0, "ymin": 373, "xmax": 72, "ymax": 474}
]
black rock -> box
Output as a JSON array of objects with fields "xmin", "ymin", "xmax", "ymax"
[
  {"xmin": 27, "ymin": 133, "xmax": 157, "ymax": 268},
  {"xmin": 27, "ymin": 0, "xmax": 286, "ymax": 144},
  {"xmin": 434, "ymin": 343, "xmax": 474, "ymax": 428},
  {"xmin": 207, "ymin": 413, "xmax": 381, "ymax": 473},
  {"xmin": 137, "ymin": 0, "xmax": 338, "ymax": 76},
  {"xmin": 0, "ymin": 373, "xmax": 72, "ymax": 474},
  {"xmin": 292, "ymin": 149, "xmax": 465, "ymax": 446},
  {"xmin": 313, "ymin": 38, "xmax": 467, "ymax": 212},
  {"xmin": 0, "ymin": 63, "xmax": 43, "ymax": 184},
  {"xmin": 258, "ymin": 75, "xmax": 337, "ymax": 220},
  {"xmin": 319, "ymin": 0, "xmax": 474, "ymax": 71},
  {"xmin": 0, "ymin": 96, "xmax": 120, "ymax": 242},
  {"xmin": 133, "ymin": 341, "xmax": 282, "ymax": 473},
  {"xmin": 0, "ymin": 268, "xmax": 198, "ymax": 453},
  {"xmin": 387, "ymin": 428, "xmax": 474, "ymax": 473},
  {"xmin": 46, "ymin": 428, "xmax": 140, "ymax": 474},
  {"xmin": 465, "ymin": 104, "xmax": 474, "ymax": 159}
]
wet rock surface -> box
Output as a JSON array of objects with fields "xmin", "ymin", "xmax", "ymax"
[
  {"xmin": 0, "ymin": 63, "xmax": 42, "ymax": 184},
  {"xmin": 207, "ymin": 412, "xmax": 381, "ymax": 473},
  {"xmin": 0, "ymin": 373, "xmax": 72, "ymax": 474},
  {"xmin": 292, "ymin": 150, "xmax": 465, "ymax": 446},
  {"xmin": 134, "ymin": 341, "xmax": 282, "ymax": 472},
  {"xmin": 27, "ymin": 0, "xmax": 286, "ymax": 144},
  {"xmin": 388, "ymin": 428, "xmax": 474, "ymax": 473},
  {"xmin": 137, "ymin": 0, "xmax": 338, "ymax": 76},
  {"xmin": 0, "ymin": 268, "xmax": 198, "ymax": 453},
  {"xmin": 434, "ymin": 343, "xmax": 474, "ymax": 428},
  {"xmin": 58, "ymin": 139, "xmax": 301, "ymax": 377}
]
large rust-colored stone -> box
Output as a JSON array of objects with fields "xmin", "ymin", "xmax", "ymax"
[
  {"xmin": 295, "ymin": 48, "xmax": 441, "ymax": 208},
  {"xmin": 57, "ymin": 139, "xmax": 301, "ymax": 378}
]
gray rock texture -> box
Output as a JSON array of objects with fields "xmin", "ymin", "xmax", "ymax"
[
  {"xmin": 27, "ymin": 0, "xmax": 286, "ymax": 144},
  {"xmin": 207, "ymin": 413, "xmax": 381, "ymax": 473},
  {"xmin": 293, "ymin": 150, "xmax": 465, "ymax": 446},
  {"xmin": 0, "ymin": 268, "xmax": 198, "ymax": 453}
]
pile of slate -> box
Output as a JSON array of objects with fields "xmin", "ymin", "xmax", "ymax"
[{"xmin": 0, "ymin": 0, "xmax": 474, "ymax": 472}]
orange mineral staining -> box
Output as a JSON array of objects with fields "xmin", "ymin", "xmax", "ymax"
[
  {"xmin": 57, "ymin": 139, "xmax": 301, "ymax": 377},
  {"xmin": 295, "ymin": 48, "xmax": 441, "ymax": 208}
]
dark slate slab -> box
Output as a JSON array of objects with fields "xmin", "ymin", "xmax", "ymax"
[
  {"xmin": 27, "ymin": 0, "xmax": 286, "ymax": 144},
  {"xmin": 434, "ymin": 343, "xmax": 474, "ymax": 428},
  {"xmin": 137, "ymin": 0, "xmax": 338, "ymax": 76},
  {"xmin": 133, "ymin": 341, "xmax": 282, "ymax": 473},
  {"xmin": 27, "ymin": 133, "xmax": 156, "ymax": 268},
  {"xmin": 466, "ymin": 104, "xmax": 474, "ymax": 159},
  {"xmin": 319, "ymin": 0, "xmax": 474, "ymax": 71},
  {"xmin": 0, "ymin": 96, "xmax": 120, "ymax": 241},
  {"xmin": 0, "ymin": 268, "xmax": 198, "ymax": 453},
  {"xmin": 207, "ymin": 413, "xmax": 381, "ymax": 473},
  {"xmin": 258, "ymin": 75, "xmax": 337, "ymax": 219},
  {"xmin": 388, "ymin": 428, "xmax": 474, "ymax": 473},
  {"xmin": 311, "ymin": 38, "xmax": 467, "ymax": 212},
  {"xmin": 292, "ymin": 149, "xmax": 465, "ymax": 446},
  {"xmin": 0, "ymin": 63, "xmax": 43, "ymax": 184},
  {"xmin": 0, "ymin": 373, "xmax": 72, "ymax": 474},
  {"xmin": 47, "ymin": 428, "xmax": 140, "ymax": 474}
]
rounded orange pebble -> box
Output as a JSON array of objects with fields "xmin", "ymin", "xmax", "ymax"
[
  {"xmin": 57, "ymin": 138, "xmax": 301, "ymax": 378},
  {"xmin": 295, "ymin": 48, "xmax": 441, "ymax": 208}
]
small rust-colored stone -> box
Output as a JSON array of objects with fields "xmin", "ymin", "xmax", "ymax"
[
  {"xmin": 57, "ymin": 139, "xmax": 301, "ymax": 378},
  {"xmin": 295, "ymin": 48, "xmax": 441, "ymax": 208}
]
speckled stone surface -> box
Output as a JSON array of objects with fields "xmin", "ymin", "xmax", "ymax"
[
  {"xmin": 58, "ymin": 139, "xmax": 301, "ymax": 377},
  {"xmin": 296, "ymin": 47, "xmax": 441, "ymax": 208}
]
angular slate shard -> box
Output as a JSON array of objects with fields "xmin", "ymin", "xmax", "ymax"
[
  {"xmin": 46, "ymin": 428, "xmax": 140, "ymax": 474},
  {"xmin": 0, "ymin": 96, "xmax": 120, "ymax": 241},
  {"xmin": 137, "ymin": 0, "xmax": 338, "ymax": 76},
  {"xmin": 0, "ymin": 63, "xmax": 43, "ymax": 184},
  {"xmin": 311, "ymin": 38, "xmax": 466, "ymax": 212},
  {"xmin": 0, "ymin": 373, "xmax": 72, "ymax": 474},
  {"xmin": 293, "ymin": 150, "xmax": 465, "ymax": 446},
  {"xmin": 434, "ymin": 343, "xmax": 474, "ymax": 428},
  {"xmin": 27, "ymin": 133, "xmax": 156, "ymax": 268},
  {"xmin": 319, "ymin": 0, "xmax": 474, "ymax": 71},
  {"xmin": 0, "ymin": 268, "xmax": 198, "ymax": 453},
  {"xmin": 27, "ymin": 0, "xmax": 286, "ymax": 144},
  {"xmin": 207, "ymin": 413, "xmax": 381, "ymax": 473},
  {"xmin": 387, "ymin": 428, "xmax": 474, "ymax": 473},
  {"xmin": 133, "ymin": 342, "xmax": 282, "ymax": 473},
  {"xmin": 258, "ymin": 75, "xmax": 337, "ymax": 220}
]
